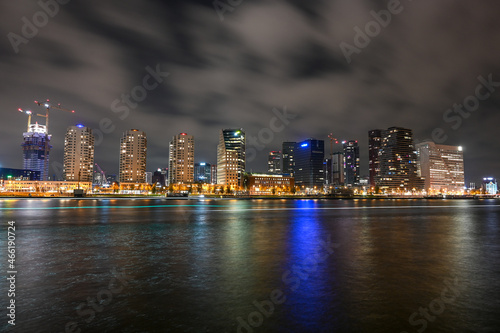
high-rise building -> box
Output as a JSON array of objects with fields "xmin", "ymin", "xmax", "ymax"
[
  {"xmin": 282, "ymin": 142, "xmax": 296, "ymax": 175},
  {"xmin": 168, "ymin": 133, "xmax": 195, "ymax": 184},
  {"xmin": 217, "ymin": 129, "xmax": 245, "ymax": 187},
  {"xmin": 194, "ymin": 162, "xmax": 212, "ymax": 183},
  {"xmin": 368, "ymin": 129, "xmax": 382, "ymax": 187},
  {"xmin": 119, "ymin": 129, "xmax": 147, "ymax": 183},
  {"xmin": 145, "ymin": 172, "xmax": 153, "ymax": 184},
  {"xmin": 294, "ymin": 139, "xmax": 324, "ymax": 189},
  {"xmin": 268, "ymin": 151, "xmax": 282, "ymax": 174},
  {"xmin": 210, "ymin": 165, "xmax": 217, "ymax": 184},
  {"xmin": 343, "ymin": 140, "xmax": 360, "ymax": 186},
  {"xmin": 63, "ymin": 125, "xmax": 95, "ymax": 182},
  {"xmin": 416, "ymin": 141, "xmax": 465, "ymax": 193},
  {"xmin": 21, "ymin": 123, "xmax": 51, "ymax": 181},
  {"xmin": 330, "ymin": 152, "xmax": 345, "ymax": 186},
  {"xmin": 324, "ymin": 158, "xmax": 333, "ymax": 186},
  {"xmin": 377, "ymin": 127, "xmax": 424, "ymax": 191}
]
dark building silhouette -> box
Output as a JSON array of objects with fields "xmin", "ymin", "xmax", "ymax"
[
  {"xmin": 294, "ymin": 139, "xmax": 324, "ymax": 189},
  {"xmin": 376, "ymin": 127, "xmax": 424, "ymax": 191},
  {"xmin": 282, "ymin": 142, "xmax": 296, "ymax": 176},
  {"xmin": 268, "ymin": 151, "xmax": 282, "ymax": 174},
  {"xmin": 0, "ymin": 167, "xmax": 40, "ymax": 181},
  {"xmin": 194, "ymin": 162, "xmax": 212, "ymax": 183},
  {"xmin": 368, "ymin": 129, "xmax": 382, "ymax": 187},
  {"xmin": 343, "ymin": 140, "xmax": 360, "ymax": 186}
]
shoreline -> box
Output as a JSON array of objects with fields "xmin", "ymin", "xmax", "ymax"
[{"xmin": 0, "ymin": 195, "xmax": 497, "ymax": 200}]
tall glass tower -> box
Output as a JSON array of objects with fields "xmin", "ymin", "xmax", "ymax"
[
  {"xmin": 217, "ymin": 129, "xmax": 245, "ymax": 187},
  {"xmin": 294, "ymin": 139, "xmax": 324, "ymax": 189},
  {"xmin": 282, "ymin": 142, "xmax": 296, "ymax": 176},
  {"xmin": 22, "ymin": 123, "xmax": 52, "ymax": 181},
  {"xmin": 343, "ymin": 140, "xmax": 360, "ymax": 187}
]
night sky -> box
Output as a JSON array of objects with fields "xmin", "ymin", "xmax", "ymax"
[{"xmin": 1, "ymin": 0, "xmax": 499, "ymax": 183}]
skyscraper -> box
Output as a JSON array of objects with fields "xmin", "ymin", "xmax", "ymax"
[
  {"xmin": 119, "ymin": 129, "xmax": 147, "ymax": 183},
  {"xmin": 268, "ymin": 151, "xmax": 282, "ymax": 174},
  {"xmin": 21, "ymin": 122, "xmax": 51, "ymax": 181},
  {"xmin": 194, "ymin": 162, "xmax": 212, "ymax": 183},
  {"xmin": 145, "ymin": 172, "xmax": 153, "ymax": 184},
  {"xmin": 217, "ymin": 129, "xmax": 245, "ymax": 187},
  {"xmin": 168, "ymin": 133, "xmax": 195, "ymax": 184},
  {"xmin": 343, "ymin": 140, "xmax": 360, "ymax": 186},
  {"xmin": 282, "ymin": 142, "xmax": 295, "ymax": 175},
  {"xmin": 294, "ymin": 139, "xmax": 324, "ymax": 189},
  {"xmin": 63, "ymin": 124, "xmax": 95, "ymax": 182},
  {"xmin": 210, "ymin": 164, "xmax": 217, "ymax": 185},
  {"xmin": 377, "ymin": 127, "xmax": 424, "ymax": 191},
  {"xmin": 416, "ymin": 141, "xmax": 465, "ymax": 193},
  {"xmin": 330, "ymin": 152, "xmax": 345, "ymax": 186},
  {"xmin": 368, "ymin": 129, "xmax": 382, "ymax": 187}
]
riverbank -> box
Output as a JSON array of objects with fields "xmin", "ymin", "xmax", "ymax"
[{"xmin": 0, "ymin": 194, "xmax": 497, "ymax": 200}]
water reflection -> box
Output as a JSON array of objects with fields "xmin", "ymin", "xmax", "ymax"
[{"xmin": 1, "ymin": 199, "xmax": 499, "ymax": 332}]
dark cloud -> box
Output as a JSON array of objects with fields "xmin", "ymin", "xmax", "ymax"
[{"xmin": 1, "ymin": 0, "xmax": 499, "ymax": 183}]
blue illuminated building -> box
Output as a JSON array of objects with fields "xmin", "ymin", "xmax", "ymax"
[{"xmin": 294, "ymin": 139, "xmax": 324, "ymax": 189}]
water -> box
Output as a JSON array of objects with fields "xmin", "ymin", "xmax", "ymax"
[{"xmin": 1, "ymin": 198, "xmax": 500, "ymax": 332}]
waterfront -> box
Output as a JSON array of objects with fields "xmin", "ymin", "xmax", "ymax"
[{"xmin": 1, "ymin": 198, "xmax": 500, "ymax": 332}]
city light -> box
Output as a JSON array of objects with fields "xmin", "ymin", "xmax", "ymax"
[{"xmin": 301, "ymin": 143, "xmax": 308, "ymax": 147}]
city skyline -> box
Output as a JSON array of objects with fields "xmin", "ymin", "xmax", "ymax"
[
  {"xmin": 2, "ymin": 1, "xmax": 500, "ymax": 184},
  {"xmin": 4, "ymin": 119, "xmax": 491, "ymax": 187}
]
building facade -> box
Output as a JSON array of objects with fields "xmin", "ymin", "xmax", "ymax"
[
  {"xmin": 244, "ymin": 173, "xmax": 295, "ymax": 195},
  {"xmin": 368, "ymin": 129, "xmax": 382, "ymax": 187},
  {"xmin": 194, "ymin": 162, "xmax": 212, "ymax": 183},
  {"xmin": 210, "ymin": 165, "xmax": 217, "ymax": 185},
  {"xmin": 377, "ymin": 127, "xmax": 424, "ymax": 191},
  {"xmin": 217, "ymin": 129, "xmax": 246, "ymax": 187},
  {"xmin": 0, "ymin": 168, "xmax": 40, "ymax": 181},
  {"xmin": 324, "ymin": 152, "xmax": 345, "ymax": 187},
  {"xmin": 22, "ymin": 123, "xmax": 52, "ymax": 181},
  {"xmin": 416, "ymin": 141, "xmax": 465, "ymax": 193},
  {"xmin": 168, "ymin": 133, "xmax": 195, "ymax": 184},
  {"xmin": 145, "ymin": 172, "xmax": 153, "ymax": 184},
  {"xmin": 482, "ymin": 178, "xmax": 497, "ymax": 195},
  {"xmin": 1, "ymin": 180, "xmax": 92, "ymax": 193},
  {"xmin": 294, "ymin": 139, "xmax": 324, "ymax": 189},
  {"xmin": 63, "ymin": 125, "xmax": 95, "ymax": 182},
  {"xmin": 119, "ymin": 129, "xmax": 147, "ymax": 183},
  {"xmin": 268, "ymin": 151, "xmax": 282, "ymax": 174},
  {"xmin": 343, "ymin": 140, "xmax": 360, "ymax": 186},
  {"xmin": 152, "ymin": 169, "xmax": 166, "ymax": 187},
  {"xmin": 282, "ymin": 142, "xmax": 295, "ymax": 175}
]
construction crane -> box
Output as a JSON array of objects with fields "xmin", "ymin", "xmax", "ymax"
[
  {"xmin": 18, "ymin": 108, "xmax": 33, "ymax": 132},
  {"xmin": 94, "ymin": 163, "xmax": 109, "ymax": 187},
  {"xmin": 34, "ymin": 99, "xmax": 75, "ymax": 133},
  {"xmin": 328, "ymin": 133, "xmax": 339, "ymax": 158}
]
